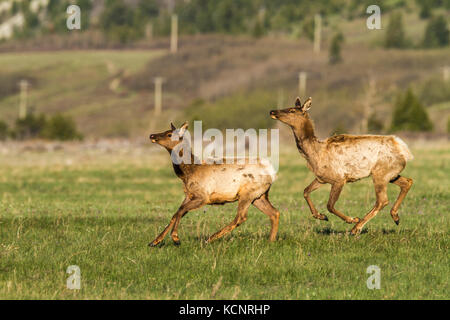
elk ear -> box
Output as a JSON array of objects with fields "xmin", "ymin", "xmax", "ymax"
[
  {"xmin": 302, "ymin": 97, "xmax": 312, "ymax": 112},
  {"xmin": 178, "ymin": 121, "xmax": 189, "ymax": 136},
  {"xmin": 295, "ymin": 97, "xmax": 302, "ymax": 108},
  {"xmin": 170, "ymin": 122, "xmax": 176, "ymax": 131}
]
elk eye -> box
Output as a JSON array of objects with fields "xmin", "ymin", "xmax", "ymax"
[
  {"xmin": 289, "ymin": 109, "xmax": 296, "ymax": 113},
  {"xmin": 167, "ymin": 133, "xmax": 172, "ymax": 138}
]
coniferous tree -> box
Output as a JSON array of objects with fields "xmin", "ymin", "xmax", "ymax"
[
  {"xmin": 0, "ymin": 121, "xmax": 8, "ymax": 140},
  {"xmin": 391, "ymin": 89, "xmax": 433, "ymax": 132},
  {"xmin": 423, "ymin": 15, "xmax": 449, "ymax": 48},
  {"xmin": 329, "ymin": 32, "xmax": 344, "ymax": 64},
  {"xmin": 385, "ymin": 12, "xmax": 407, "ymax": 48}
]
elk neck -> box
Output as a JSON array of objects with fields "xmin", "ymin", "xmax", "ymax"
[
  {"xmin": 164, "ymin": 143, "xmax": 200, "ymax": 180},
  {"xmin": 291, "ymin": 117, "xmax": 321, "ymax": 165}
]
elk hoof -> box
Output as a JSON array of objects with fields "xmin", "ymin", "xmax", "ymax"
[
  {"xmin": 314, "ymin": 214, "xmax": 328, "ymax": 221},
  {"xmin": 394, "ymin": 219, "xmax": 400, "ymax": 226},
  {"xmin": 148, "ymin": 240, "xmax": 161, "ymax": 247},
  {"xmin": 173, "ymin": 239, "xmax": 181, "ymax": 246}
]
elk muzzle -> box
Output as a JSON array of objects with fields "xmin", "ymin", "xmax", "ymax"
[
  {"xmin": 149, "ymin": 134, "xmax": 158, "ymax": 143},
  {"xmin": 270, "ymin": 110, "xmax": 279, "ymax": 119}
]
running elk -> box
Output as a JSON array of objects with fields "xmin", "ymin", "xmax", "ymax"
[
  {"xmin": 148, "ymin": 122, "xmax": 280, "ymax": 246},
  {"xmin": 270, "ymin": 97, "xmax": 413, "ymax": 235}
]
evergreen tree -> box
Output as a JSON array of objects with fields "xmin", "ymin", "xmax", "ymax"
[
  {"xmin": 385, "ymin": 12, "xmax": 406, "ymax": 48},
  {"xmin": 0, "ymin": 121, "xmax": 8, "ymax": 140},
  {"xmin": 419, "ymin": 1, "xmax": 432, "ymax": 19},
  {"xmin": 391, "ymin": 89, "xmax": 433, "ymax": 132},
  {"xmin": 329, "ymin": 32, "xmax": 344, "ymax": 64},
  {"xmin": 422, "ymin": 15, "xmax": 449, "ymax": 48}
]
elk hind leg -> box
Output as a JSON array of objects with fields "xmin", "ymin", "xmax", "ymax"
[
  {"xmin": 206, "ymin": 198, "xmax": 252, "ymax": 243},
  {"xmin": 253, "ymin": 192, "xmax": 280, "ymax": 241},
  {"xmin": 351, "ymin": 178, "xmax": 389, "ymax": 235},
  {"xmin": 389, "ymin": 176, "xmax": 413, "ymax": 225}
]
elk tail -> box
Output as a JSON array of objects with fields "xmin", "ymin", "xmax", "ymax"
[{"xmin": 394, "ymin": 136, "xmax": 414, "ymax": 162}]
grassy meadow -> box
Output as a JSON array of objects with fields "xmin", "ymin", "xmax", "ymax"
[{"xmin": 0, "ymin": 141, "xmax": 448, "ymax": 299}]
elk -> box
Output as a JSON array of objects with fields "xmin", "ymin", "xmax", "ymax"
[
  {"xmin": 148, "ymin": 122, "xmax": 280, "ymax": 246},
  {"xmin": 270, "ymin": 97, "xmax": 413, "ymax": 235}
]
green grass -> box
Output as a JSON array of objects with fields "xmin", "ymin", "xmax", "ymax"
[{"xmin": 0, "ymin": 144, "xmax": 448, "ymax": 299}]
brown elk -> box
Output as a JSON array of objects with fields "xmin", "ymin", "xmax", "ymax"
[
  {"xmin": 270, "ymin": 97, "xmax": 413, "ymax": 235},
  {"xmin": 148, "ymin": 122, "xmax": 280, "ymax": 246}
]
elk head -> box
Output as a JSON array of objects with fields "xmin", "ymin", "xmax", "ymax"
[
  {"xmin": 270, "ymin": 97, "xmax": 312, "ymax": 127},
  {"xmin": 149, "ymin": 122, "xmax": 189, "ymax": 151}
]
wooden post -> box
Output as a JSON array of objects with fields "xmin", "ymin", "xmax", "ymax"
[
  {"xmin": 362, "ymin": 76, "xmax": 376, "ymax": 133},
  {"xmin": 298, "ymin": 72, "xmax": 307, "ymax": 97},
  {"xmin": 313, "ymin": 14, "xmax": 322, "ymax": 54},
  {"xmin": 170, "ymin": 14, "xmax": 178, "ymax": 54},
  {"xmin": 443, "ymin": 66, "xmax": 450, "ymax": 81},
  {"xmin": 145, "ymin": 22, "xmax": 153, "ymax": 41},
  {"xmin": 153, "ymin": 77, "xmax": 164, "ymax": 116},
  {"xmin": 19, "ymin": 80, "xmax": 29, "ymax": 119}
]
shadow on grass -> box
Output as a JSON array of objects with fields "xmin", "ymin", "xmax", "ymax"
[{"xmin": 314, "ymin": 226, "xmax": 368, "ymax": 235}]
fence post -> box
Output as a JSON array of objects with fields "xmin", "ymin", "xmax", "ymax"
[
  {"xmin": 298, "ymin": 72, "xmax": 307, "ymax": 97},
  {"xmin": 362, "ymin": 76, "xmax": 376, "ymax": 133},
  {"xmin": 170, "ymin": 14, "xmax": 178, "ymax": 54},
  {"xmin": 443, "ymin": 66, "xmax": 450, "ymax": 81},
  {"xmin": 153, "ymin": 77, "xmax": 164, "ymax": 116},
  {"xmin": 19, "ymin": 80, "xmax": 29, "ymax": 119},
  {"xmin": 145, "ymin": 22, "xmax": 153, "ymax": 41},
  {"xmin": 313, "ymin": 14, "xmax": 322, "ymax": 54}
]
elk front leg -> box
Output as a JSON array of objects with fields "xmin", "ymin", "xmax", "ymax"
[
  {"xmin": 389, "ymin": 176, "xmax": 413, "ymax": 225},
  {"xmin": 170, "ymin": 198, "xmax": 205, "ymax": 245},
  {"xmin": 303, "ymin": 178, "xmax": 328, "ymax": 221},
  {"xmin": 149, "ymin": 198, "xmax": 204, "ymax": 247},
  {"xmin": 327, "ymin": 182, "xmax": 360, "ymax": 224},
  {"xmin": 252, "ymin": 192, "xmax": 280, "ymax": 242},
  {"xmin": 206, "ymin": 198, "xmax": 252, "ymax": 243},
  {"xmin": 351, "ymin": 180, "xmax": 389, "ymax": 235}
]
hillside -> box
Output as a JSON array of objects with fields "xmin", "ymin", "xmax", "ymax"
[
  {"xmin": 1, "ymin": 35, "xmax": 450, "ymax": 138},
  {"xmin": 0, "ymin": 2, "xmax": 450, "ymax": 138}
]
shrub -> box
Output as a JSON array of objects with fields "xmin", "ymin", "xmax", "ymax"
[
  {"xmin": 13, "ymin": 114, "xmax": 47, "ymax": 140},
  {"xmin": 391, "ymin": 89, "xmax": 433, "ymax": 132},
  {"xmin": 12, "ymin": 113, "xmax": 82, "ymax": 141},
  {"xmin": 41, "ymin": 114, "xmax": 83, "ymax": 141},
  {"xmin": 422, "ymin": 15, "xmax": 449, "ymax": 48},
  {"xmin": 0, "ymin": 121, "xmax": 9, "ymax": 140}
]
